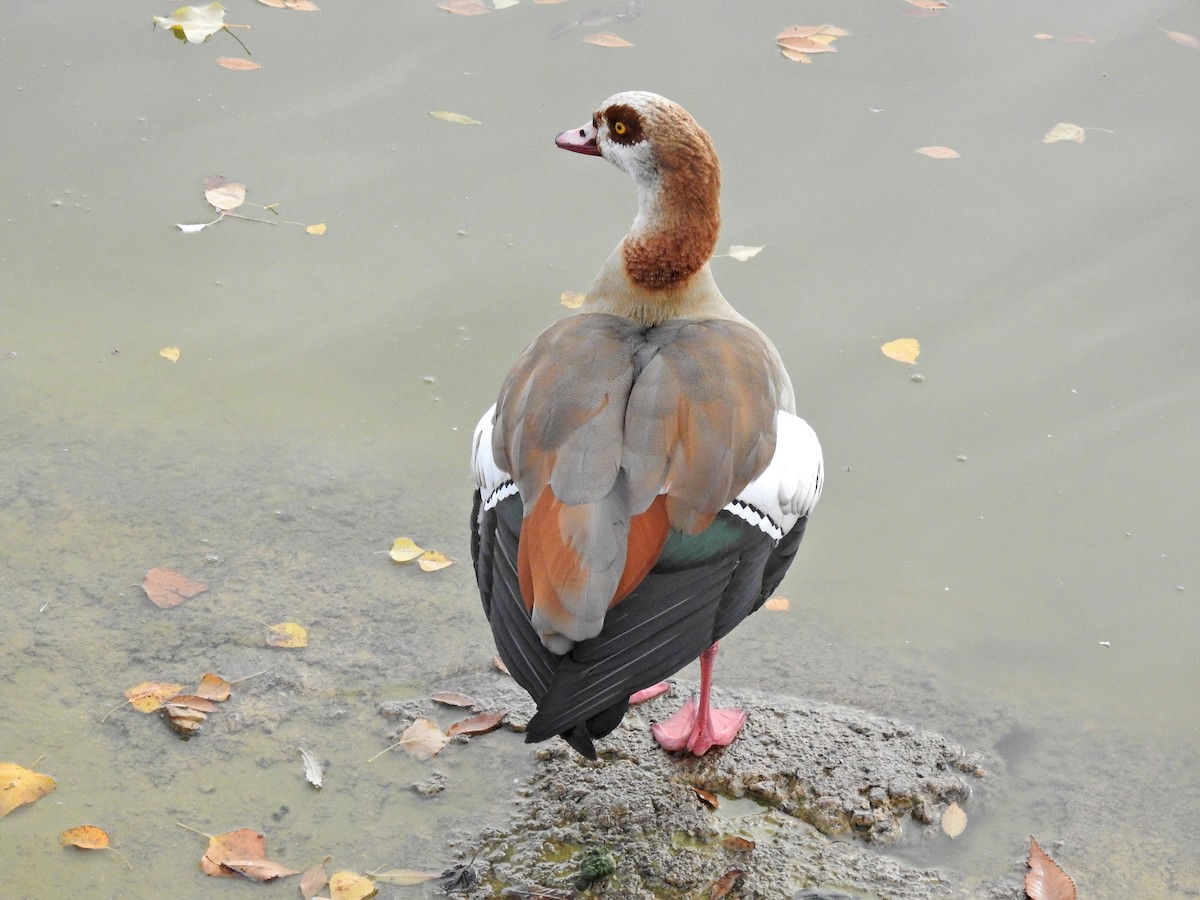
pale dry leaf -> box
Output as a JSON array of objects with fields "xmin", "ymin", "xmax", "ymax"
[
  {"xmin": 1163, "ymin": 29, "xmax": 1200, "ymax": 49},
  {"xmin": 431, "ymin": 691, "xmax": 475, "ymax": 707},
  {"xmin": 216, "ymin": 57, "xmax": 261, "ymax": 70},
  {"xmin": 780, "ymin": 49, "xmax": 813, "ymax": 63},
  {"xmin": 371, "ymin": 868, "xmax": 441, "ymax": 885},
  {"xmin": 727, "ymin": 245, "xmax": 764, "ymax": 261},
  {"xmin": 942, "ymin": 800, "xmax": 967, "ymax": 838},
  {"xmin": 776, "ymin": 35, "xmax": 836, "ymax": 53},
  {"xmin": 763, "ymin": 597, "xmax": 789, "ymax": 611},
  {"xmin": 429, "ymin": 110, "xmax": 482, "ymax": 125},
  {"xmin": 1026, "ymin": 837, "xmax": 1077, "ymax": 900},
  {"xmin": 152, "ymin": 2, "xmax": 229, "ymax": 43},
  {"xmin": 915, "ymin": 146, "xmax": 960, "ymax": 159},
  {"xmin": 299, "ymin": 856, "xmax": 332, "ymax": 900},
  {"xmin": 159, "ymin": 346, "xmax": 182, "ymax": 363},
  {"xmin": 417, "ymin": 549, "xmax": 453, "ymax": 572},
  {"xmin": 329, "ymin": 871, "xmax": 378, "ymax": 900},
  {"xmin": 438, "ymin": 0, "xmax": 491, "ymax": 14},
  {"xmin": 305, "ymin": 223, "xmax": 327, "ymax": 235},
  {"xmin": 906, "ymin": 0, "xmax": 948, "ymax": 8},
  {"xmin": 389, "ymin": 537, "xmax": 425, "ymax": 562},
  {"xmin": 1032, "ymin": 33, "xmax": 1054, "ymax": 41},
  {"xmin": 583, "ymin": 33, "xmax": 634, "ymax": 47},
  {"xmin": 204, "ymin": 175, "xmax": 246, "ymax": 211},
  {"xmin": 881, "ymin": 338, "xmax": 921, "ymax": 364},
  {"xmin": 299, "ymin": 747, "xmax": 323, "ymax": 788},
  {"xmin": 1043, "ymin": 122, "xmax": 1085, "ymax": 144},
  {"xmin": 559, "ymin": 291, "xmax": 585, "ymax": 309},
  {"xmin": 399, "ymin": 717, "xmax": 450, "ymax": 760}
]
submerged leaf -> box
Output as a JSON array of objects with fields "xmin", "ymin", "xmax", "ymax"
[
  {"xmin": 1163, "ymin": 29, "xmax": 1200, "ymax": 49},
  {"xmin": 216, "ymin": 57, "xmax": 260, "ymax": 70},
  {"xmin": 438, "ymin": 0, "xmax": 491, "ymax": 13},
  {"xmin": 942, "ymin": 800, "xmax": 967, "ymax": 838},
  {"xmin": 159, "ymin": 346, "xmax": 182, "ymax": 362},
  {"xmin": 329, "ymin": 870, "xmax": 377, "ymax": 900},
  {"xmin": 265, "ymin": 622, "xmax": 308, "ymax": 648},
  {"xmin": 1026, "ymin": 837, "xmax": 1077, "ymax": 900},
  {"xmin": 141, "ymin": 567, "xmax": 206, "ymax": 607}
]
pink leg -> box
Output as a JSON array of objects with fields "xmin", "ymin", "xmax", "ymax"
[
  {"xmin": 650, "ymin": 642, "xmax": 747, "ymax": 755},
  {"xmin": 629, "ymin": 682, "xmax": 671, "ymax": 704}
]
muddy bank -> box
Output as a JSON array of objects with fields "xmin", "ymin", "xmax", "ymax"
[{"xmin": 383, "ymin": 674, "xmax": 1024, "ymax": 899}]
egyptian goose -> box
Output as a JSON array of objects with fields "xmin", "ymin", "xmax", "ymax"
[{"xmin": 471, "ymin": 91, "xmax": 823, "ymax": 758}]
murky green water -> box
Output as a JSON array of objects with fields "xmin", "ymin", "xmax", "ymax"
[{"xmin": 2, "ymin": 2, "xmax": 1198, "ymax": 897}]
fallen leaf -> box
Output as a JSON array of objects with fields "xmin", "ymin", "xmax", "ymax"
[
  {"xmin": 299, "ymin": 747, "xmax": 323, "ymax": 788},
  {"xmin": 60, "ymin": 825, "xmax": 110, "ymax": 849},
  {"xmin": 371, "ymin": 868, "xmax": 441, "ymax": 885},
  {"xmin": 1043, "ymin": 122, "xmax": 1085, "ymax": 144},
  {"xmin": 1163, "ymin": 30, "xmax": 1200, "ymax": 49},
  {"xmin": 431, "ymin": 692, "xmax": 476, "ymax": 707},
  {"xmin": 720, "ymin": 836, "xmax": 755, "ymax": 852},
  {"xmin": 763, "ymin": 597, "xmax": 789, "ymax": 611},
  {"xmin": 1060, "ymin": 34, "xmax": 1094, "ymax": 44},
  {"xmin": 780, "ymin": 49, "xmax": 813, "ymax": 63},
  {"xmin": 776, "ymin": 25, "xmax": 849, "ymax": 40},
  {"xmin": 399, "ymin": 718, "xmax": 451, "ymax": 761},
  {"xmin": 711, "ymin": 869, "xmax": 744, "ymax": 899},
  {"xmin": 216, "ymin": 57, "xmax": 260, "ymax": 70},
  {"xmin": 417, "ymin": 550, "xmax": 453, "ymax": 572},
  {"xmin": 329, "ymin": 870, "xmax": 378, "ymax": 900},
  {"xmin": 258, "ymin": 0, "xmax": 320, "ymax": 9},
  {"xmin": 583, "ymin": 33, "xmax": 634, "ymax": 47},
  {"xmin": 559, "ymin": 290, "xmax": 586, "ymax": 309},
  {"xmin": 124, "ymin": 681, "xmax": 187, "ymax": 712},
  {"xmin": 438, "ymin": 0, "xmax": 491, "ymax": 14},
  {"xmin": 141, "ymin": 567, "xmax": 206, "ymax": 608},
  {"xmin": 195, "ymin": 673, "xmax": 232, "ymax": 702},
  {"xmin": 493, "ymin": 654, "xmax": 510, "ymax": 675},
  {"xmin": 493, "ymin": 0, "xmax": 520, "ymax": 8},
  {"xmin": 199, "ymin": 828, "xmax": 263, "ymax": 877},
  {"xmin": 776, "ymin": 35, "xmax": 837, "ymax": 53},
  {"xmin": 429, "ymin": 110, "xmax": 482, "ymax": 125},
  {"xmin": 0, "ymin": 763, "xmax": 56, "ymax": 817},
  {"xmin": 159, "ymin": 346, "xmax": 182, "ymax": 362},
  {"xmin": 265, "ymin": 622, "xmax": 308, "ymax": 648},
  {"xmin": 221, "ymin": 858, "xmax": 301, "ymax": 881},
  {"xmin": 153, "ymin": 2, "xmax": 230, "ymax": 43},
  {"xmin": 1032, "ymin": 33, "xmax": 1054, "ymax": 40},
  {"xmin": 204, "ymin": 175, "xmax": 246, "ymax": 211},
  {"xmin": 177, "ymin": 223, "xmax": 209, "ymax": 233},
  {"xmin": 306, "ymin": 223, "xmax": 327, "ymax": 235},
  {"xmin": 447, "ymin": 709, "xmax": 507, "ymax": 737},
  {"xmin": 300, "ymin": 856, "xmax": 332, "ymax": 900},
  {"xmin": 905, "ymin": 0, "xmax": 948, "ymax": 8},
  {"xmin": 942, "ymin": 800, "xmax": 967, "ymax": 838},
  {"xmin": 881, "ymin": 338, "xmax": 921, "ymax": 364},
  {"xmin": 915, "ymin": 145, "xmax": 960, "ymax": 159},
  {"xmin": 727, "ymin": 245, "xmax": 764, "ymax": 261},
  {"xmin": 1026, "ymin": 837, "xmax": 1077, "ymax": 900},
  {"xmin": 693, "ymin": 787, "xmax": 720, "ymax": 809},
  {"xmin": 162, "ymin": 695, "xmax": 221, "ymax": 736},
  {"xmin": 389, "ymin": 537, "xmax": 425, "ymax": 562}
]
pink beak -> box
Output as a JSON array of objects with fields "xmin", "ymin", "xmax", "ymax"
[{"xmin": 555, "ymin": 122, "xmax": 601, "ymax": 156}]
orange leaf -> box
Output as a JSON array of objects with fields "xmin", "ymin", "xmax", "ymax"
[
  {"xmin": 124, "ymin": 681, "xmax": 187, "ymax": 713},
  {"xmin": 915, "ymin": 145, "xmax": 960, "ymax": 159},
  {"xmin": 446, "ymin": 709, "xmax": 507, "ymax": 737},
  {"xmin": 200, "ymin": 828, "xmax": 265, "ymax": 878},
  {"xmin": 0, "ymin": 763, "xmax": 57, "ymax": 816},
  {"xmin": 60, "ymin": 825, "xmax": 110, "ymax": 849},
  {"xmin": 720, "ymin": 835, "xmax": 755, "ymax": 852},
  {"xmin": 693, "ymin": 786, "xmax": 720, "ymax": 809},
  {"xmin": 583, "ymin": 33, "xmax": 634, "ymax": 47},
  {"xmin": 711, "ymin": 869, "xmax": 744, "ymax": 899},
  {"xmin": 763, "ymin": 597, "xmax": 789, "ymax": 611},
  {"xmin": 142, "ymin": 567, "xmax": 207, "ymax": 608},
  {"xmin": 1026, "ymin": 837, "xmax": 1077, "ymax": 900},
  {"xmin": 196, "ymin": 673, "xmax": 232, "ymax": 702}
]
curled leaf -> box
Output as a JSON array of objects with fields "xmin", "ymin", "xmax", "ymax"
[{"xmin": 299, "ymin": 747, "xmax": 324, "ymax": 788}]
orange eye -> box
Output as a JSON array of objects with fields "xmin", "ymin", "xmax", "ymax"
[{"xmin": 613, "ymin": 121, "xmax": 627, "ymax": 136}]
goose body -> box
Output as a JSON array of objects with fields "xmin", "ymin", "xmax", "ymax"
[{"xmin": 471, "ymin": 91, "xmax": 823, "ymax": 758}]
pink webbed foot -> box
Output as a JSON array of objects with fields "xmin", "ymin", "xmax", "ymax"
[{"xmin": 651, "ymin": 696, "xmax": 747, "ymax": 756}]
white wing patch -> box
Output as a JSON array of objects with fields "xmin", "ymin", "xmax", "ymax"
[
  {"xmin": 726, "ymin": 411, "xmax": 823, "ymax": 539},
  {"xmin": 472, "ymin": 404, "xmax": 515, "ymax": 511}
]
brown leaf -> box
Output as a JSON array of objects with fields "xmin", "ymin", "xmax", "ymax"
[
  {"xmin": 399, "ymin": 718, "xmax": 450, "ymax": 760},
  {"xmin": 720, "ymin": 835, "xmax": 755, "ymax": 852},
  {"xmin": 216, "ymin": 57, "xmax": 261, "ymax": 70},
  {"xmin": 693, "ymin": 787, "xmax": 720, "ymax": 809},
  {"xmin": 195, "ymin": 673, "xmax": 232, "ymax": 702},
  {"xmin": 582, "ymin": 33, "xmax": 634, "ymax": 47},
  {"xmin": 711, "ymin": 869, "xmax": 745, "ymax": 899},
  {"xmin": 60, "ymin": 825, "xmax": 110, "ymax": 849},
  {"xmin": 942, "ymin": 800, "xmax": 967, "ymax": 838},
  {"xmin": 431, "ymin": 691, "xmax": 475, "ymax": 707},
  {"xmin": 300, "ymin": 856, "xmax": 332, "ymax": 900},
  {"xmin": 1026, "ymin": 838, "xmax": 1077, "ymax": 900},
  {"xmin": 493, "ymin": 654, "xmax": 510, "ymax": 675},
  {"xmin": 124, "ymin": 681, "xmax": 187, "ymax": 712},
  {"xmin": 141, "ymin": 567, "xmax": 207, "ymax": 608},
  {"xmin": 1163, "ymin": 29, "xmax": 1200, "ymax": 49},
  {"xmin": 201, "ymin": 828, "xmax": 265, "ymax": 878},
  {"xmin": 915, "ymin": 145, "xmax": 960, "ymax": 159},
  {"xmin": 446, "ymin": 709, "xmax": 507, "ymax": 737},
  {"xmin": 162, "ymin": 695, "xmax": 220, "ymax": 736}
]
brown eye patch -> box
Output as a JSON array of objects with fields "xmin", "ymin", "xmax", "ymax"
[{"xmin": 602, "ymin": 104, "xmax": 643, "ymax": 145}]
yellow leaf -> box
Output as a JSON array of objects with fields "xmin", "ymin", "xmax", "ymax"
[
  {"xmin": 265, "ymin": 622, "xmax": 308, "ymax": 648},
  {"xmin": 60, "ymin": 825, "xmax": 110, "ymax": 849},
  {"xmin": 124, "ymin": 681, "xmax": 187, "ymax": 712},
  {"xmin": 881, "ymin": 338, "xmax": 920, "ymax": 364},
  {"xmin": 159, "ymin": 346, "xmax": 181, "ymax": 363},
  {"xmin": 417, "ymin": 550, "xmax": 453, "ymax": 572},
  {"xmin": 306, "ymin": 223, "xmax": 327, "ymax": 235},
  {"xmin": 915, "ymin": 146, "xmax": 960, "ymax": 159},
  {"xmin": 429, "ymin": 110, "xmax": 482, "ymax": 125},
  {"xmin": 763, "ymin": 597, "xmax": 789, "ymax": 611},
  {"xmin": 389, "ymin": 537, "xmax": 425, "ymax": 562},
  {"xmin": 582, "ymin": 33, "xmax": 634, "ymax": 47},
  {"xmin": 942, "ymin": 800, "xmax": 967, "ymax": 838},
  {"xmin": 329, "ymin": 870, "xmax": 378, "ymax": 900},
  {"xmin": 0, "ymin": 763, "xmax": 56, "ymax": 817},
  {"xmin": 559, "ymin": 291, "xmax": 585, "ymax": 309},
  {"xmin": 1042, "ymin": 122, "xmax": 1085, "ymax": 144}
]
